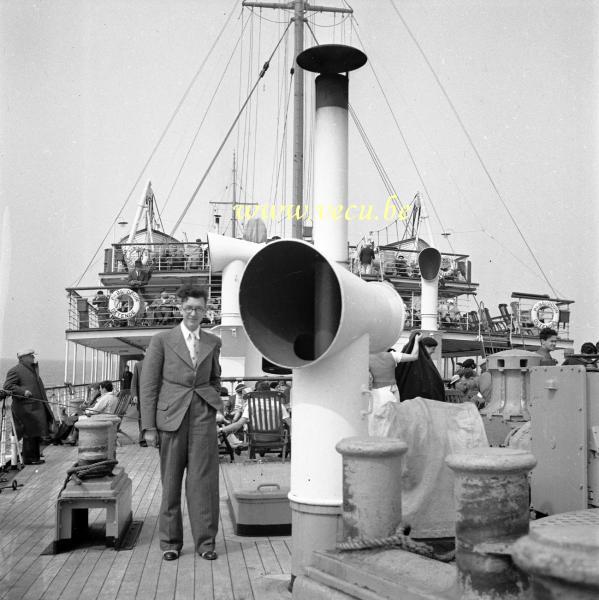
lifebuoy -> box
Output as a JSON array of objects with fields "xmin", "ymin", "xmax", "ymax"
[
  {"xmin": 108, "ymin": 288, "xmax": 142, "ymax": 320},
  {"xmin": 531, "ymin": 301, "xmax": 559, "ymax": 329}
]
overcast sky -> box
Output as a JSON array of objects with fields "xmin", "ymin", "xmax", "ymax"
[{"xmin": 1, "ymin": 0, "xmax": 598, "ymax": 361}]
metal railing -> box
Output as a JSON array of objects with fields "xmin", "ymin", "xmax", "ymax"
[
  {"xmin": 67, "ymin": 286, "xmax": 222, "ymax": 331},
  {"xmin": 107, "ymin": 242, "xmax": 209, "ymax": 274},
  {"xmin": 348, "ymin": 246, "xmax": 471, "ymax": 283}
]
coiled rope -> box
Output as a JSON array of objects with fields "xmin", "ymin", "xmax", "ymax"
[{"xmin": 336, "ymin": 525, "xmax": 455, "ymax": 563}]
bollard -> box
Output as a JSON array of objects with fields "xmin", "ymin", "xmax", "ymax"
[
  {"xmin": 336, "ymin": 437, "xmax": 407, "ymax": 541},
  {"xmin": 90, "ymin": 414, "xmax": 121, "ymax": 461},
  {"xmin": 512, "ymin": 509, "xmax": 599, "ymax": 600},
  {"xmin": 74, "ymin": 417, "xmax": 111, "ymax": 465},
  {"xmin": 446, "ymin": 447, "xmax": 536, "ymax": 600}
]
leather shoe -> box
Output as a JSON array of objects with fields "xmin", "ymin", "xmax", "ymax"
[
  {"xmin": 25, "ymin": 459, "xmax": 45, "ymax": 465},
  {"xmin": 139, "ymin": 441, "xmax": 147, "ymax": 447},
  {"xmin": 162, "ymin": 550, "xmax": 179, "ymax": 561},
  {"xmin": 200, "ymin": 550, "xmax": 218, "ymax": 561}
]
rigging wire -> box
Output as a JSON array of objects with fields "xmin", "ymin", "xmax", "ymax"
[
  {"xmin": 350, "ymin": 17, "xmax": 453, "ymax": 252},
  {"xmin": 162, "ymin": 16, "xmax": 250, "ymax": 214},
  {"xmin": 240, "ymin": 11, "xmax": 255, "ymax": 206},
  {"xmin": 246, "ymin": 6, "xmax": 292, "ymax": 25},
  {"xmin": 270, "ymin": 70, "xmax": 294, "ymax": 236},
  {"xmin": 170, "ymin": 21, "xmax": 293, "ymax": 236},
  {"xmin": 72, "ymin": 0, "xmax": 239, "ymax": 287},
  {"xmin": 349, "ymin": 104, "xmax": 404, "ymax": 212},
  {"xmin": 250, "ymin": 11, "xmax": 263, "ymax": 204},
  {"xmin": 305, "ymin": 21, "xmax": 405, "ymax": 236},
  {"xmin": 388, "ymin": 0, "xmax": 558, "ymax": 297}
]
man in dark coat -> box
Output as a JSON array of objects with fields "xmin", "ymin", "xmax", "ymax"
[
  {"xmin": 3, "ymin": 349, "xmax": 55, "ymax": 464},
  {"xmin": 131, "ymin": 357, "xmax": 145, "ymax": 446},
  {"xmin": 121, "ymin": 365, "xmax": 133, "ymax": 391}
]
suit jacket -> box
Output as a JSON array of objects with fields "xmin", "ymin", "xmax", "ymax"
[
  {"xmin": 140, "ymin": 326, "xmax": 222, "ymax": 432},
  {"xmin": 127, "ymin": 268, "xmax": 151, "ymax": 286}
]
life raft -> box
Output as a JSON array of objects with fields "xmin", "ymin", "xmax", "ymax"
[
  {"xmin": 531, "ymin": 300, "xmax": 559, "ymax": 329},
  {"xmin": 108, "ymin": 288, "xmax": 142, "ymax": 320}
]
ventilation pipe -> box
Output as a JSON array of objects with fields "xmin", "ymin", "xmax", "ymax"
[
  {"xmin": 240, "ymin": 240, "xmax": 405, "ymax": 577},
  {"xmin": 207, "ymin": 233, "xmax": 264, "ymax": 377},
  {"xmin": 418, "ymin": 247, "xmax": 441, "ymax": 331}
]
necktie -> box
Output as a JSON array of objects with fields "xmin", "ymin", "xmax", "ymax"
[{"xmin": 190, "ymin": 333, "xmax": 200, "ymax": 367}]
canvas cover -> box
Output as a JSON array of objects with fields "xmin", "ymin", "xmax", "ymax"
[{"xmin": 367, "ymin": 388, "xmax": 489, "ymax": 537}]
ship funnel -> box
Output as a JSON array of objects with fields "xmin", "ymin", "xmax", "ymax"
[
  {"xmin": 239, "ymin": 239, "xmax": 404, "ymax": 368},
  {"xmin": 418, "ymin": 247, "xmax": 441, "ymax": 331}
]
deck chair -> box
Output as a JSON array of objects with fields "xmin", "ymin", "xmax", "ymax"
[
  {"xmin": 113, "ymin": 391, "xmax": 135, "ymax": 445},
  {"xmin": 484, "ymin": 307, "xmax": 507, "ymax": 333},
  {"xmin": 245, "ymin": 391, "xmax": 289, "ymax": 461},
  {"xmin": 498, "ymin": 303, "xmax": 513, "ymax": 330}
]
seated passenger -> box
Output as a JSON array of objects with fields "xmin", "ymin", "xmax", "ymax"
[{"xmin": 86, "ymin": 380, "xmax": 119, "ymax": 415}]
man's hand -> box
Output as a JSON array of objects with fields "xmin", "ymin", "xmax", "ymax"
[
  {"xmin": 144, "ymin": 429, "xmax": 159, "ymax": 448},
  {"xmin": 24, "ymin": 390, "xmax": 32, "ymax": 398}
]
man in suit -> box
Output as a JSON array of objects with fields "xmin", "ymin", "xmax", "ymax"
[
  {"xmin": 127, "ymin": 259, "xmax": 152, "ymax": 293},
  {"xmin": 3, "ymin": 349, "xmax": 55, "ymax": 464},
  {"xmin": 140, "ymin": 284, "xmax": 222, "ymax": 562}
]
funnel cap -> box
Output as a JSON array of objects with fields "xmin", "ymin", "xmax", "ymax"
[{"xmin": 297, "ymin": 44, "xmax": 367, "ymax": 74}]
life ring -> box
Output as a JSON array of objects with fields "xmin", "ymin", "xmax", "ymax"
[
  {"xmin": 439, "ymin": 257, "xmax": 455, "ymax": 277},
  {"xmin": 531, "ymin": 301, "xmax": 559, "ymax": 329},
  {"xmin": 108, "ymin": 288, "xmax": 142, "ymax": 320}
]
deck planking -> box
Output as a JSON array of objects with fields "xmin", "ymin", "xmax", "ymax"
[{"xmin": 1, "ymin": 406, "xmax": 291, "ymax": 599}]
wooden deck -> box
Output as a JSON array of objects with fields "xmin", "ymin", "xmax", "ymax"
[{"xmin": 0, "ymin": 408, "xmax": 292, "ymax": 600}]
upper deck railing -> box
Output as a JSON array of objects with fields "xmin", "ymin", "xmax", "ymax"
[
  {"xmin": 104, "ymin": 241, "xmax": 209, "ymax": 273},
  {"xmin": 348, "ymin": 245, "xmax": 473, "ymax": 284},
  {"xmin": 66, "ymin": 284, "xmax": 221, "ymax": 331}
]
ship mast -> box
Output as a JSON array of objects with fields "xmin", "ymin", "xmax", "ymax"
[{"xmin": 242, "ymin": 0, "xmax": 352, "ymax": 239}]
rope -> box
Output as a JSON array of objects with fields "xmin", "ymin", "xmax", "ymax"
[
  {"xmin": 58, "ymin": 459, "xmax": 119, "ymax": 496},
  {"xmin": 388, "ymin": 0, "xmax": 558, "ymax": 296},
  {"xmin": 6, "ymin": 392, "xmax": 141, "ymax": 424},
  {"xmin": 72, "ymin": 0, "xmax": 238, "ymax": 287},
  {"xmin": 336, "ymin": 525, "xmax": 455, "ymax": 563},
  {"xmin": 170, "ymin": 21, "xmax": 292, "ymax": 236},
  {"xmin": 162, "ymin": 14, "xmax": 250, "ymax": 214},
  {"xmin": 350, "ymin": 19, "xmax": 451, "ymax": 251}
]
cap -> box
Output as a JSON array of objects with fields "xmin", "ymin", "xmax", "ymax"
[
  {"xmin": 234, "ymin": 382, "xmax": 246, "ymax": 392},
  {"xmin": 17, "ymin": 348, "xmax": 36, "ymax": 359},
  {"xmin": 457, "ymin": 359, "xmax": 476, "ymax": 369},
  {"xmin": 421, "ymin": 337, "xmax": 438, "ymax": 347}
]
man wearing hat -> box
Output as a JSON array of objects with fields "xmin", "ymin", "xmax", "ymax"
[{"xmin": 3, "ymin": 349, "xmax": 55, "ymax": 465}]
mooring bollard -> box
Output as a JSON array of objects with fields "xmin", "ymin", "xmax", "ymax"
[
  {"xmin": 74, "ymin": 417, "xmax": 112, "ymax": 465},
  {"xmin": 90, "ymin": 414, "xmax": 120, "ymax": 461},
  {"xmin": 512, "ymin": 509, "xmax": 599, "ymax": 600},
  {"xmin": 446, "ymin": 447, "xmax": 536, "ymax": 600},
  {"xmin": 336, "ymin": 436, "xmax": 407, "ymax": 541}
]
